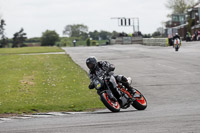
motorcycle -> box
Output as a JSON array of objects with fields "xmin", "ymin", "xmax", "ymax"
[
  {"xmin": 93, "ymin": 72, "xmax": 147, "ymax": 112},
  {"xmin": 174, "ymin": 38, "xmax": 181, "ymax": 51}
]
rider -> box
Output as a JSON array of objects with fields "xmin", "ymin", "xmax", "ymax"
[
  {"xmin": 86, "ymin": 56, "xmax": 135, "ymax": 100},
  {"xmin": 173, "ymin": 33, "xmax": 180, "ymax": 40},
  {"xmin": 173, "ymin": 33, "xmax": 181, "ymax": 47}
]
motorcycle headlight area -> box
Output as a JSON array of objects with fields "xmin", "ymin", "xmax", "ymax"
[{"xmin": 94, "ymin": 80, "xmax": 102, "ymax": 89}]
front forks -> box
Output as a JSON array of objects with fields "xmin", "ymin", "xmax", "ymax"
[{"xmin": 97, "ymin": 81, "xmax": 117, "ymax": 102}]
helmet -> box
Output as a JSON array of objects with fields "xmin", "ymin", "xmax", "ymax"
[
  {"xmin": 175, "ymin": 33, "xmax": 178, "ymax": 35},
  {"xmin": 86, "ymin": 56, "xmax": 97, "ymax": 71}
]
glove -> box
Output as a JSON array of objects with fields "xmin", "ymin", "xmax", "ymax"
[
  {"xmin": 88, "ymin": 82, "xmax": 94, "ymax": 89},
  {"xmin": 109, "ymin": 64, "xmax": 115, "ymax": 71}
]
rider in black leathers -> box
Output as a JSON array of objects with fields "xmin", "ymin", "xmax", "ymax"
[
  {"xmin": 173, "ymin": 33, "xmax": 180, "ymax": 40},
  {"xmin": 86, "ymin": 56, "xmax": 135, "ymax": 101}
]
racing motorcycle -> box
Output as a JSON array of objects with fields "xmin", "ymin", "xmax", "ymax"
[
  {"xmin": 93, "ymin": 72, "xmax": 147, "ymax": 112},
  {"xmin": 174, "ymin": 38, "xmax": 181, "ymax": 51}
]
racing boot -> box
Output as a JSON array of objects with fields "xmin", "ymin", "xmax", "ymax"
[
  {"xmin": 120, "ymin": 77, "xmax": 136, "ymax": 95},
  {"xmin": 125, "ymin": 83, "xmax": 136, "ymax": 96}
]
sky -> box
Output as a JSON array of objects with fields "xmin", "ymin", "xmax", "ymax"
[{"xmin": 0, "ymin": 0, "xmax": 176, "ymax": 38}]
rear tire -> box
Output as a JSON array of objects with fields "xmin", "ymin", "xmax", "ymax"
[
  {"xmin": 132, "ymin": 89, "xmax": 147, "ymax": 110},
  {"xmin": 100, "ymin": 92, "xmax": 120, "ymax": 112}
]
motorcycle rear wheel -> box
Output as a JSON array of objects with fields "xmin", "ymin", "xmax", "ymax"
[
  {"xmin": 132, "ymin": 89, "xmax": 147, "ymax": 110},
  {"xmin": 100, "ymin": 92, "xmax": 120, "ymax": 112}
]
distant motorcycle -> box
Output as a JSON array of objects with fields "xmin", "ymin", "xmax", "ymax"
[
  {"xmin": 93, "ymin": 71, "xmax": 147, "ymax": 112},
  {"xmin": 174, "ymin": 38, "xmax": 181, "ymax": 51}
]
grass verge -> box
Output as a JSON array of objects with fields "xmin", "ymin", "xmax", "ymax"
[
  {"xmin": 0, "ymin": 47, "xmax": 104, "ymax": 114},
  {"xmin": 0, "ymin": 46, "xmax": 64, "ymax": 54}
]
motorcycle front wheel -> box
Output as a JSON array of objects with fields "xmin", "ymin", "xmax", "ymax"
[
  {"xmin": 175, "ymin": 45, "xmax": 179, "ymax": 51},
  {"xmin": 132, "ymin": 89, "xmax": 147, "ymax": 110},
  {"xmin": 100, "ymin": 92, "xmax": 120, "ymax": 112}
]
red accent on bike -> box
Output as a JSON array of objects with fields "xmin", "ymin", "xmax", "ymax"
[
  {"xmin": 120, "ymin": 88, "xmax": 133, "ymax": 98},
  {"xmin": 135, "ymin": 90, "xmax": 146, "ymax": 105},
  {"xmin": 104, "ymin": 93, "xmax": 120, "ymax": 109}
]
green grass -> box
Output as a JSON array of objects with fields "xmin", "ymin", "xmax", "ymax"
[
  {"xmin": 0, "ymin": 47, "xmax": 64, "ymax": 54},
  {"xmin": 0, "ymin": 47, "xmax": 104, "ymax": 114}
]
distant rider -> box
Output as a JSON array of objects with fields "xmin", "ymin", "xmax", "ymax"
[
  {"xmin": 173, "ymin": 33, "xmax": 181, "ymax": 47},
  {"xmin": 86, "ymin": 56, "xmax": 135, "ymax": 101}
]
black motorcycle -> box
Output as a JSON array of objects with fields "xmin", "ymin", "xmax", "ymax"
[
  {"xmin": 174, "ymin": 38, "xmax": 181, "ymax": 51},
  {"xmin": 93, "ymin": 72, "xmax": 147, "ymax": 112}
]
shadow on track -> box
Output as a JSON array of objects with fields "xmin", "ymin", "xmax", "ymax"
[{"xmin": 90, "ymin": 109, "xmax": 140, "ymax": 115}]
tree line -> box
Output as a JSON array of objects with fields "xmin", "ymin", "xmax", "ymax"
[{"xmin": 0, "ymin": 20, "xmax": 121, "ymax": 48}]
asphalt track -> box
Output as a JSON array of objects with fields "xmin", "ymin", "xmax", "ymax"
[{"xmin": 0, "ymin": 42, "xmax": 200, "ymax": 133}]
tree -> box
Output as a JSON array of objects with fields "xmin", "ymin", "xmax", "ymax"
[
  {"xmin": 26, "ymin": 37, "xmax": 41, "ymax": 43},
  {"xmin": 156, "ymin": 27, "xmax": 165, "ymax": 36},
  {"xmin": 89, "ymin": 30, "xmax": 99, "ymax": 40},
  {"xmin": 0, "ymin": 19, "xmax": 8, "ymax": 48},
  {"xmin": 111, "ymin": 31, "xmax": 119, "ymax": 39},
  {"xmin": 41, "ymin": 30, "xmax": 59, "ymax": 46},
  {"xmin": 186, "ymin": 18, "xmax": 194, "ymax": 33},
  {"xmin": 80, "ymin": 32, "xmax": 88, "ymax": 40},
  {"xmin": 63, "ymin": 24, "xmax": 88, "ymax": 38},
  {"xmin": 89, "ymin": 30, "xmax": 115, "ymax": 40},
  {"xmin": 99, "ymin": 30, "xmax": 112, "ymax": 40},
  {"xmin": 12, "ymin": 28, "xmax": 27, "ymax": 48},
  {"xmin": 86, "ymin": 38, "xmax": 90, "ymax": 46},
  {"xmin": 152, "ymin": 31, "xmax": 161, "ymax": 37},
  {"xmin": 143, "ymin": 34, "xmax": 151, "ymax": 38},
  {"xmin": 165, "ymin": 0, "xmax": 195, "ymax": 14}
]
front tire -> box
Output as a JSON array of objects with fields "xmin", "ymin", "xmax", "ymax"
[
  {"xmin": 175, "ymin": 45, "xmax": 179, "ymax": 51},
  {"xmin": 100, "ymin": 92, "xmax": 120, "ymax": 112},
  {"xmin": 132, "ymin": 89, "xmax": 147, "ymax": 110}
]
